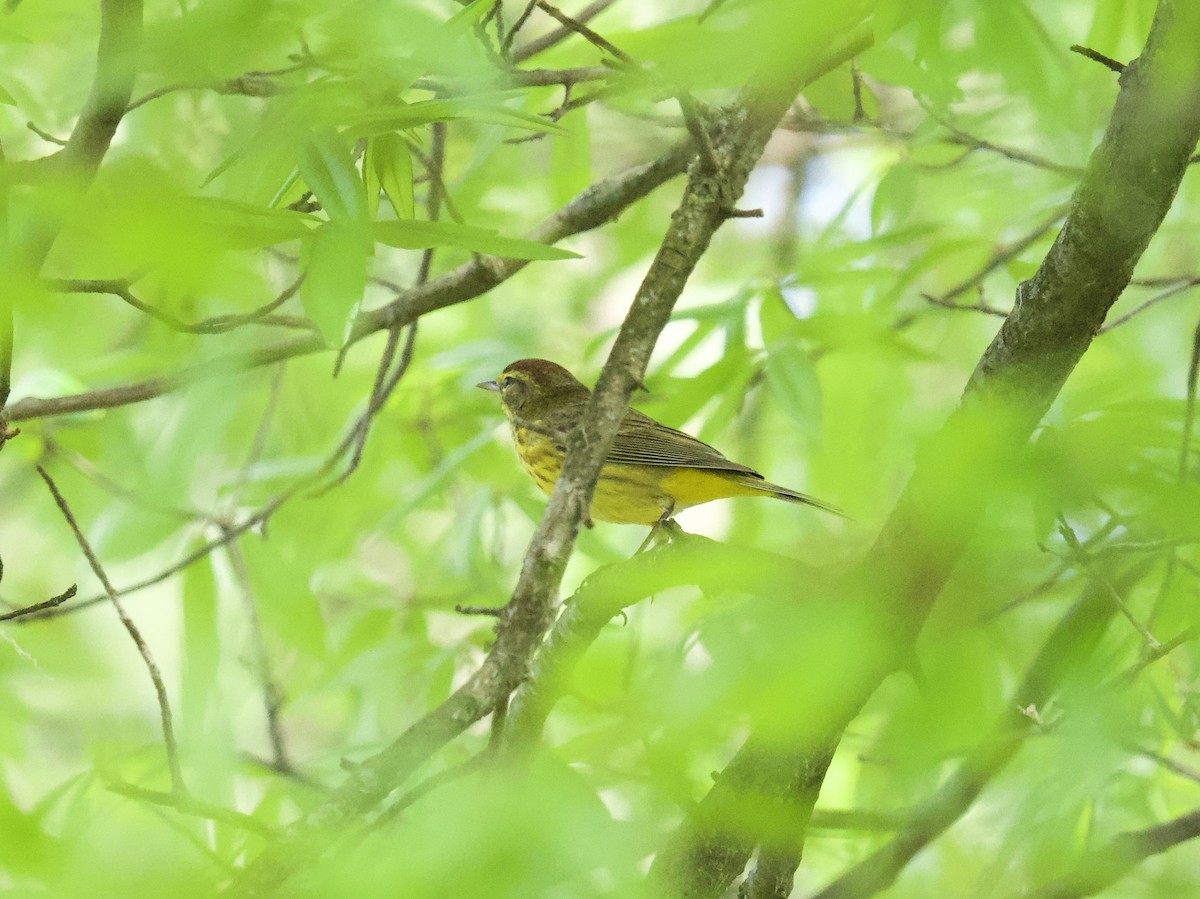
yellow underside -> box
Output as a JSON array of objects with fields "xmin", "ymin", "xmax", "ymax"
[{"xmin": 516, "ymin": 434, "xmax": 769, "ymax": 525}]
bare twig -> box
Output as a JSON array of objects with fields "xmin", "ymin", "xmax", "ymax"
[
  {"xmin": 503, "ymin": 0, "xmax": 540, "ymax": 55},
  {"xmin": 53, "ymin": 274, "xmax": 311, "ymax": 335},
  {"xmin": 533, "ymin": 0, "xmax": 633, "ymax": 64},
  {"xmin": 104, "ymin": 779, "xmax": 272, "ymax": 836},
  {"xmin": 126, "ymin": 69, "xmax": 298, "ymax": 112},
  {"xmin": 228, "ymin": 363, "xmax": 287, "ymax": 509},
  {"xmin": 1181, "ymin": 315, "xmax": 1200, "ymax": 481},
  {"xmin": 1070, "ymin": 43, "xmax": 1126, "ymax": 74},
  {"xmin": 511, "ymin": 0, "xmax": 619, "ymax": 63},
  {"xmin": 1098, "ymin": 276, "xmax": 1200, "ymax": 332},
  {"xmin": 851, "ymin": 59, "xmax": 866, "ymax": 123},
  {"xmin": 0, "ymin": 298, "xmax": 12, "ymax": 411},
  {"xmin": 921, "ymin": 289, "xmax": 1009, "ymax": 318},
  {"xmin": 50, "ymin": 441, "xmax": 200, "ymax": 521},
  {"xmin": 25, "ymin": 121, "xmax": 69, "ymax": 145},
  {"xmin": 454, "ymin": 604, "xmax": 506, "ymax": 617},
  {"xmin": 225, "ymin": 536, "xmax": 294, "ymax": 776},
  {"xmin": 37, "ymin": 466, "xmax": 185, "ymax": 793},
  {"xmin": 1116, "ymin": 625, "xmax": 1200, "ymax": 685},
  {"xmin": 1057, "ymin": 518, "xmax": 1158, "ymax": 649},
  {"xmin": 0, "ymin": 584, "xmax": 77, "ymax": 622},
  {"xmin": 923, "ymin": 204, "xmax": 1068, "ymax": 306},
  {"xmin": 318, "ymin": 119, "xmax": 444, "ymax": 492}
]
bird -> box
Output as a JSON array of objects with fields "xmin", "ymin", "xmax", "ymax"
[{"xmin": 478, "ymin": 358, "xmax": 841, "ymax": 534}]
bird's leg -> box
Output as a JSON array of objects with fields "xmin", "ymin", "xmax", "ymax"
[{"xmin": 636, "ymin": 501, "xmax": 676, "ymax": 554}]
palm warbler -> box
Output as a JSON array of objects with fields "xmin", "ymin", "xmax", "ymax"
[{"xmin": 478, "ymin": 358, "xmax": 840, "ymax": 527}]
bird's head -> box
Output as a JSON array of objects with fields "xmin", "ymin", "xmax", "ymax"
[{"xmin": 477, "ymin": 358, "xmax": 589, "ymax": 418}]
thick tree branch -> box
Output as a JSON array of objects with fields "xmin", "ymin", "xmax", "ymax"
[
  {"xmin": 225, "ymin": 16, "xmax": 873, "ymax": 896},
  {"xmin": 652, "ymin": 2, "xmax": 1200, "ymax": 895}
]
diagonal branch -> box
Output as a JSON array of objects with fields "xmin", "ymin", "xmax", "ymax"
[
  {"xmin": 811, "ymin": 559, "xmax": 1152, "ymax": 899},
  {"xmin": 224, "ymin": 16, "xmax": 874, "ymax": 896},
  {"xmin": 38, "ymin": 465, "xmax": 185, "ymax": 793},
  {"xmin": 1024, "ymin": 807, "xmax": 1200, "ymax": 899},
  {"xmin": 652, "ymin": 2, "xmax": 1200, "ymax": 895}
]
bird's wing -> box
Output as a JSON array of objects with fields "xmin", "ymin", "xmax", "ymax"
[{"xmin": 606, "ymin": 409, "xmax": 764, "ymax": 477}]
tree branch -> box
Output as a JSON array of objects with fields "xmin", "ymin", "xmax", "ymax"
[
  {"xmin": 811, "ymin": 559, "xmax": 1151, "ymax": 899},
  {"xmin": 7, "ymin": 140, "xmax": 693, "ymax": 425},
  {"xmin": 1024, "ymin": 807, "xmax": 1200, "ymax": 899},
  {"xmin": 224, "ymin": 16, "xmax": 874, "ymax": 896},
  {"xmin": 652, "ymin": 2, "xmax": 1200, "ymax": 894},
  {"xmin": 38, "ymin": 465, "xmax": 184, "ymax": 793}
]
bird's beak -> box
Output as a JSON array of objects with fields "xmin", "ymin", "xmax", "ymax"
[{"xmin": 477, "ymin": 379, "xmax": 499, "ymax": 392}]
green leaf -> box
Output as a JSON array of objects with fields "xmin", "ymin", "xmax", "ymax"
[
  {"xmin": 550, "ymin": 110, "xmax": 592, "ymax": 208},
  {"xmin": 764, "ymin": 341, "xmax": 823, "ymax": 442},
  {"xmin": 368, "ymin": 133, "xmax": 415, "ymax": 220},
  {"xmin": 241, "ymin": 537, "xmax": 327, "ymax": 659},
  {"xmin": 343, "ymin": 97, "xmax": 566, "ymax": 138},
  {"xmin": 758, "ymin": 284, "xmax": 801, "ymax": 347},
  {"xmin": 0, "ymin": 83, "xmax": 17, "ymax": 106},
  {"xmin": 374, "ymin": 220, "xmax": 581, "ymax": 260},
  {"xmin": 181, "ymin": 549, "xmax": 218, "ymax": 742},
  {"xmin": 446, "ymin": 0, "xmax": 494, "ymax": 32},
  {"xmin": 871, "ymin": 163, "xmax": 918, "ymax": 234},
  {"xmin": 188, "ymin": 196, "xmax": 317, "ymax": 248},
  {"xmin": 302, "ymin": 223, "xmax": 368, "ymax": 344},
  {"xmin": 299, "ymin": 131, "xmax": 369, "ymax": 226}
]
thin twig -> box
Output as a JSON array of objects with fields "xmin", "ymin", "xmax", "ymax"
[
  {"xmin": 0, "ymin": 299, "xmax": 12, "ymax": 409},
  {"xmin": 0, "ymin": 584, "xmax": 77, "ymax": 622},
  {"xmin": 317, "ymin": 118, "xmax": 443, "ymax": 492},
  {"xmin": 851, "ymin": 59, "xmax": 866, "ymax": 123},
  {"xmin": 50, "ymin": 440, "xmax": 200, "ymax": 521},
  {"xmin": 924, "ymin": 204, "xmax": 1068, "ymax": 305},
  {"xmin": 511, "ymin": 0, "xmax": 619, "ymax": 63},
  {"xmin": 534, "ymin": 0, "xmax": 633, "ymax": 64},
  {"xmin": 25, "ymin": 120, "xmax": 68, "ymax": 145},
  {"xmin": 224, "ymin": 535, "xmax": 294, "ymax": 775},
  {"xmin": 1070, "ymin": 43, "xmax": 1126, "ymax": 74},
  {"xmin": 53, "ymin": 274, "xmax": 311, "ymax": 335},
  {"xmin": 1098, "ymin": 277, "xmax": 1200, "ymax": 333},
  {"xmin": 921, "ymin": 289, "xmax": 1009, "ymax": 318},
  {"xmin": 126, "ymin": 65, "xmax": 305, "ymax": 112},
  {"xmin": 1180, "ymin": 315, "xmax": 1200, "ymax": 481},
  {"xmin": 37, "ymin": 466, "xmax": 185, "ymax": 793},
  {"xmin": 228, "ymin": 363, "xmax": 287, "ymax": 510},
  {"xmin": 1137, "ymin": 747, "xmax": 1200, "ymax": 785},
  {"xmin": 104, "ymin": 779, "xmax": 272, "ymax": 836},
  {"xmin": 503, "ymin": 0, "xmax": 540, "ymax": 55},
  {"xmin": 1058, "ymin": 518, "xmax": 1159, "ymax": 650},
  {"xmin": 1116, "ymin": 625, "xmax": 1200, "ymax": 685}
]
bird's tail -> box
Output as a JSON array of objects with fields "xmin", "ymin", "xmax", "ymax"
[{"xmin": 738, "ymin": 476, "xmax": 845, "ymax": 518}]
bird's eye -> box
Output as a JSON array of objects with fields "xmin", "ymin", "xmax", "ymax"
[{"xmin": 500, "ymin": 375, "xmax": 516, "ymax": 389}]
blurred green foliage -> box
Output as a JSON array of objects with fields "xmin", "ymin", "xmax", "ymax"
[{"xmin": 0, "ymin": 0, "xmax": 1197, "ymax": 896}]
